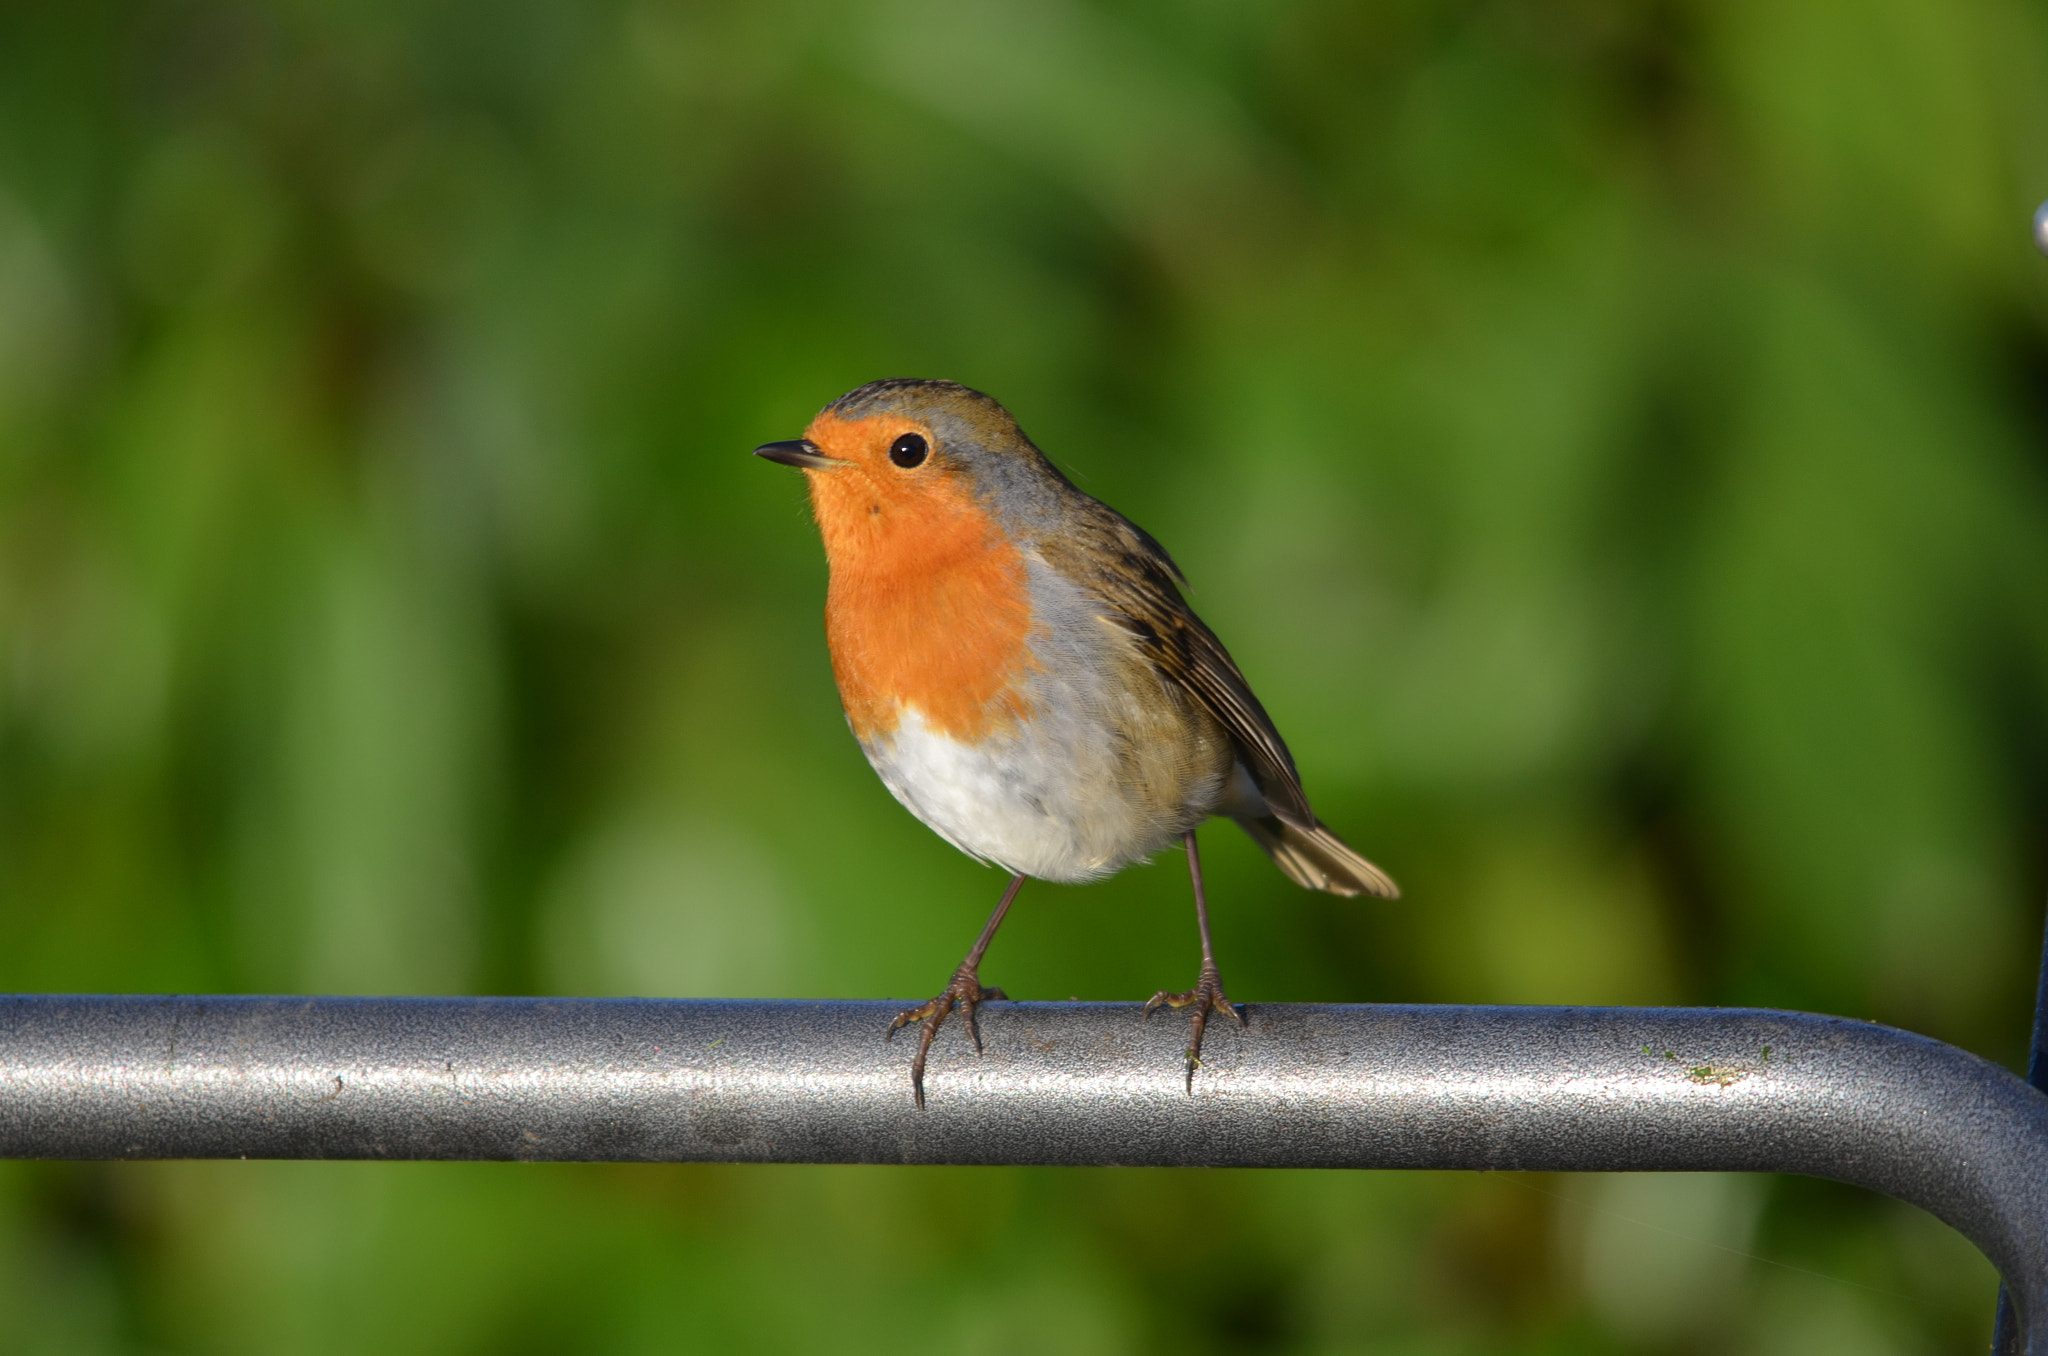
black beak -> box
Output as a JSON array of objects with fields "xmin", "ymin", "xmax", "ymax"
[{"xmin": 753, "ymin": 439, "xmax": 842, "ymax": 470}]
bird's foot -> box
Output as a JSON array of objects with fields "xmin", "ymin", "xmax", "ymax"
[
  {"xmin": 1144, "ymin": 961, "xmax": 1245, "ymax": 1092},
  {"xmin": 886, "ymin": 965, "xmax": 1008, "ymax": 1110}
]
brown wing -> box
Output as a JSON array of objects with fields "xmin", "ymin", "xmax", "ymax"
[{"xmin": 1035, "ymin": 504, "xmax": 1316, "ymax": 830}]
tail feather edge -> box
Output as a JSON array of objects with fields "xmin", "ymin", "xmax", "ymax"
[{"xmin": 1234, "ymin": 815, "xmax": 1399, "ymax": 899}]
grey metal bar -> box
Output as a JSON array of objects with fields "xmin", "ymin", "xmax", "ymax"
[
  {"xmin": 4, "ymin": 995, "xmax": 2045, "ymax": 1350},
  {"xmin": 1995, "ymin": 899, "xmax": 2048, "ymax": 1355}
]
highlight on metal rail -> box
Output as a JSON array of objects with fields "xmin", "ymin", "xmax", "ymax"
[{"xmin": 1, "ymin": 992, "xmax": 2046, "ymax": 1352}]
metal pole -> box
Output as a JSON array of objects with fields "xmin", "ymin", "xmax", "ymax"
[
  {"xmin": 1994, "ymin": 901, "xmax": 2048, "ymax": 1355},
  {"xmin": 2, "ymin": 993, "xmax": 2045, "ymax": 1349}
]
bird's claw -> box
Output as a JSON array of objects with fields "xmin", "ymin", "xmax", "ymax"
[
  {"xmin": 1144, "ymin": 962, "xmax": 1243, "ymax": 1092},
  {"xmin": 889, "ymin": 968, "xmax": 1006, "ymax": 1109}
]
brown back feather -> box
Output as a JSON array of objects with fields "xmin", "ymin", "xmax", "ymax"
[{"xmin": 1034, "ymin": 501, "xmax": 1316, "ymax": 830}]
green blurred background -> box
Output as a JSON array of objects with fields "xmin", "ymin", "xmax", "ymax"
[{"xmin": 1, "ymin": 0, "xmax": 2045, "ymax": 1351}]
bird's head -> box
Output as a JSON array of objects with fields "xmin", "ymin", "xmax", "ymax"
[{"xmin": 754, "ymin": 380, "xmax": 1071, "ymax": 568}]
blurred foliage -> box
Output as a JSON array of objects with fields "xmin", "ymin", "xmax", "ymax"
[{"xmin": 0, "ymin": 0, "xmax": 2045, "ymax": 1351}]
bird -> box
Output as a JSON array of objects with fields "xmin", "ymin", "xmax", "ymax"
[{"xmin": 755, "ymin": 379, "xmax": 1397, "ymax": 1106}]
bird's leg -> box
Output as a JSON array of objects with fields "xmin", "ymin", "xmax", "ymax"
[
  {"xmin": 1144, "ymin": 829, "xmax": 1245, "ymax": 1091},
  {"xmin": 887, "ymin": 872, "xmax": 1025, "ymax": 1109}
]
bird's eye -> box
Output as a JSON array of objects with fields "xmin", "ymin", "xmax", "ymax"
[{"xmin": 889, "ymin": 433, "xmax": 929, "ymax": 468}]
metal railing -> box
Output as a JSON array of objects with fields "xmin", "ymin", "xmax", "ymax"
[{"xmin": 1, "ymin": 992, "xmax": 2044, "ymax": 1351}]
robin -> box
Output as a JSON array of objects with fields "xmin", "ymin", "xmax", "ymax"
[{"xmin": 756, "ymin": 379, "xmax": 1397, "ymax": 1107}]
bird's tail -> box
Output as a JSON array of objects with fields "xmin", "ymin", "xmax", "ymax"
[{"xmin": 1235, "ymin": 815, "xmax": 1399, "ymax": 899}]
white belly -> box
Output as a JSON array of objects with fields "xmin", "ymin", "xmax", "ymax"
[{"xmin": 858, "ymin": 703, "xmax": 1168, "ymax": 882}]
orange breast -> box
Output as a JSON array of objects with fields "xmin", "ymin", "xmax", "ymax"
[{"xmin": 807, "ymin": 442, "xmax": 1038, "ymax": 743}]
